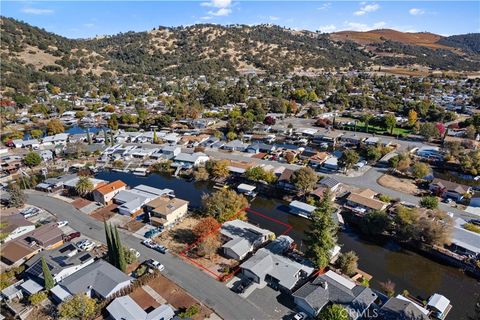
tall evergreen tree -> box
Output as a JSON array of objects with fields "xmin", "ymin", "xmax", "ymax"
[
  {"xmin": 114, "ymin": 226, "xmax": 126, "ymax": 272},
  {"xmin": 41, "ymin": 256, "xmax": 54, "ymax": 290},
  {"xmin": 104, "ymin": 221, "xmax": 115, "ymax": 266},
  {"xmin": 305, "ymin": 189, "xmax": 338, "ymax": 269}
]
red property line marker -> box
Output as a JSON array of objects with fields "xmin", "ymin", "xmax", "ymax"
[{"xmin": 179, "ymin": 207, "xmax": 293, "ymax": 280}]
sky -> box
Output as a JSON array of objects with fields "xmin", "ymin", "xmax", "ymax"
[{"xmin": 2, "ymin": 1, "xmax": 479, "ymax": 39}]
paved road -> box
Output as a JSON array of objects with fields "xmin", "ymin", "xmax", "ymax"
[
  {"xmin": 25, "ymin": 191, "xmax": 276, "ymax": 320},
  {"xmin": 205, "ymin": 149, "xmax": 477, "ymax": 221}
]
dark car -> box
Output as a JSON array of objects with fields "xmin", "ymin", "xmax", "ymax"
[
  {"xmin": 63, "ymin": 232, "xmax": 81, "ymax": 242},
  {"xmin": 154, "ymin": 245, "xmax": 167, "ymax": 254},
  {"xmin": 232, "ymin": 279, "xmax": 253, "ymax": 294}
]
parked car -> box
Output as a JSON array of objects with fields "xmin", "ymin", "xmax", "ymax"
[
  {"xmin": 144, "ymin": 259, "xmax": 165, "ymax": 271},
  {"xmin": 154, "ymin": 245, "xmax": 167, "ymax": 254},
  {"xmin": 232, "ymin": 279, "xmax": 253, "ymax": 294},
  {"xmin": 21, "ymin": 207, "xmax": 40, "ymax": 218},
  {"xmin": 129, "ymin": 248, "xmax": 140, "ymax": 258},
  {"xmin": 57, "ymin": 220, "xmax": 69, "ymax": 228},
  {"xmin": 141, "ymin": 239, "xmax": 157, "ymax": 249},
  {"xmin": 63, "ymin": 232, "xmax": 81, "ymax": 242},
  {"xmin": 144, "ymin": 227, "xmax": 162, "ymax": 238},
  {"xmin": 77, "ymin": 239, "xmax": 95, "ymax": 251},
  {"xmin": 293, "ymin": 312, "xmax": 308, "ymax": 320}
]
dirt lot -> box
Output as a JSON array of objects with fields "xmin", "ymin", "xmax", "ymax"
[
  {"xmin": 130, "ymin": 287, "xmax": 161, "ymax": 310},
  {"xmin": 71, "ymin": 198, "xmax": 92, "ymax": 209},
  {"xmin": 148, "ymin": 274, "xmax": 214, "ymax": 320},
  {"xmin": 90, "ymin": 204, "xmax": 117, "ymax": 221},
  {"xmin": 155, "ymin": 217, "xmax": 199, "ymax": 253},
  {"xmin": 378, "ymin": 174, "xmax": 419, "ymax": 195}
]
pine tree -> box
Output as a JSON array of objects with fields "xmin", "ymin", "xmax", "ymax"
[
  {"xmin": 41, "ymin": 256, "xmax": 55, "ymax": 290},
  {"xmin": 104, "ymin": 221, "xmax": 115, "ymax": 266},
  {"xmin": 305, "ymin": 189, "xmax": 338, "ymax": 269},
  {"xmin": 114, "ymin": 226, "xmax": 127, "ymax": 272}
]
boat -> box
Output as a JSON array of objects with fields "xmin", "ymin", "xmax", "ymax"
[
  {"xmin": 237, "ymin": 183, "xmax": 258, "ymax": 198},
  {"xmin": 132, "ymin": 167, "xmax": 149, "ymax": 176}
]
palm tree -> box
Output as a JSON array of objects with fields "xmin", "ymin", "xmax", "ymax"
[{"xmin": 75, "ymin": 176, "xmax": 93, "ymax": 197}]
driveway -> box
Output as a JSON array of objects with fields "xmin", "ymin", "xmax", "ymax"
[{"xmin": 25, "ymin": 190, "xmax": 277, "ymax": 320}]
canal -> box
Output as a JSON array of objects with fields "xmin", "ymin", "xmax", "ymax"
[{"xmin": 95, "ymin": 171, "xmax": 480, "ymax": 319}]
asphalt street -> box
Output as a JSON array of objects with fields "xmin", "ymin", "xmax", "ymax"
[{"xmin": 25, "ymin": 191, "xmax": 279, "ymax": 320}]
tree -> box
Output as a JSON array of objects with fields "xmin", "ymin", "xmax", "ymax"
[
  {"xmin": 123, "ymin": 246, "xmax": 138, "ymax": 264},
  {"xmin": 197, "ymin": 235, "xmax": 221, "ymax": 258},
  {"xmin": 336, "ymin": 251, "xmax": 358, "ymax": 276},
  {"xmin": 23, "ymin": 152, "xmax": 41, "ymax": 167},
  {"xmin": 435, "ymin": 122, "xmax": 446, "ymax": 138},
  {"xmin": 113, "ymin": 225, "xmax": 127, "ymax": 272},
  {"xmin": 193, "ymin": 167, "xmax": 209, "ymax": 181},
  {"xmin": 408, "ymin": 109, "xmax": 418, "ymax": 126},
  {"xmin": 58, "ymin": 294, "xmax": 97, "ymax": 320},
  {"xmin": 30, "ymin": 129, "xmax": 43, "ymax": 139},
  {"xmin": 47, "ymin": 119, "xmax": 65, "ymax": 135},
  {"xmin": 202, "ymin": 189, "xmax": 248, "ymax": 222},
  {"xmin": 178, "ymin": 304, "xmax": 201, "ymax": 319},
  {"xmin": 384, "ymin": 114, "xmax": 397, "ymax": 135},
  {"xmin": 7, "ymin": 183, "xmax": 26, "ymax": 208},
  {"xmin": 415, "ymin": 211, "xmax": 452, "ymax": 246},
  {"xmin": 359, "ymin": 210, "xmax": 390, "ymax": 236},
  {"xmin": 419, "ymin": 122, "xmax": 439, "ymax": 141},
  {"xmin": 226, "ymin": 131, "xmax": 237, "ymax": 141},
  {"xmin": 420, "ymin": 196, "xmax": 439, "ymax": 210},
  {"xmin": 41, "ymin": 257, "xmax": 54, "ymax": 290},
  {"xmin": 394, "ymin": 206, "xmax": 420, "ymax": 242},
  {"xmin": 210, "ymin": 160, "xmax": 230, "ymax": 179},
  {"xmin": 192, "ymin": 217, "xmax": 221, "ymax": 239},
  {"xmin": 107, "ymin": 114, "xmax": 119, "ymax": 130},
  {"xmin": 366, "ymin": 147, "xmax": 382, "ymax": 162},
  {"xmin": 29, "ymin": 291, "xmax": 47, "ymax": 306},
  {"xmin": 379, "ymin": 280, "xmax": 396, "ymax": 297},
  {"xmin": 317, "ymin": 304, "xmax": 351, "ymax": 320},
  {"xmin": 263, "ymin": 116, "xmax": 276, "ymax": 125},
  {"xmin": 291, "ymin": 167, "xmax": 318, "ymax": 195},
  {"xmin": 362, "ymin": 114, "xmax": 373, "ymax": 133},
  {"xmin": 245, "ymin": 166, "xmax": 276, "ymax": 184},
  {"xmin": 465, "ymin": 125, "xmax": 477, "ymax": 140},
  {"xmin": 305, "ymin": 189, "xmax": 337, "ymax": 269},
  {"xmin": 339, "ymin": 150, "xmax": 360, "ymax": 171},
  {"xmin": 411, "ymin": 162, "xmax": 430, "ymax": 180},
  {"xmin": 75, "ymin": 176, "xmax": 93, "ymax": 197}
]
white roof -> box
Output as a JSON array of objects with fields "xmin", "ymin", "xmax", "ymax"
[
  {"xmin": 289, "ymin": 200, "xmax": 316, "ymax": 213},
  {"xmin": 324, "ymin": 270, "xmax": 355, "ymax": 290},
  {"xmin": 427, "ymin": 294, "xmax": 450, "ymax": 313},
  {"xmin": 237, "ymin": 183, "xmax": 256, "ymax": 192},
  {"xmin": 396, "ymin": 295, "xmax": 429, "ymax": 315}
]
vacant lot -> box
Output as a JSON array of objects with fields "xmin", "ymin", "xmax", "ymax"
[
  {"xmin": 378, "ymin": 174, "xmax": 419, "ymax": 195},
  {"xmin": 155, "ymin": 216, "xmax": 198, "ymax": 253}
]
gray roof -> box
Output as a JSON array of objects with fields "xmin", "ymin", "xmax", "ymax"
[
  {"xmin": 293, "ymin": 270, "xmax": 377, "ymax": 318},
  {"xmin": 223, "ymin": 237, "xmax": 252, "ymax": 258},
  {"xmin": 221, "ymin": 220, "xmax": 273, "ymax": 243},
  {"xmin": 380, "ymin": 296, "xmax": 429, "ymax": 320},
  {"xmin": 25, "ymin": 243, "xmax": 94, "ymax": 282},
  {"xmin": 289, "ymin": 201, "xmax": 316, "ymax": 213},
  {"xmin": 56, "ymin": 259, "xmax": 131, "ymax": 299},
  {"xmin": 452, "ymin": 218, "xmax": 480, "ymax": 254},
  {"xmin": 43, "ymin": 174, "xmax": 78, "ymax": 186},
  {"xmin": 319, "ymin": 176, "xmax": 341, "ymax": 189},
  {"xmin": 107, "ymin": 296, "xmax": 175, "ymax": 320}
]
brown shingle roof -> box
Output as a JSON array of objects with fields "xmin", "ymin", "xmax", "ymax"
[
  {"xmin": 1, "ymin": 214, "xmax": 34, "ymax": 233},
  {"xmin": 146, "ymin": 197, "xmax": 188, "ymax": 216},
  {"xmin": 1, "ymin": 241, "xmax": 37, "ymax": 265}
]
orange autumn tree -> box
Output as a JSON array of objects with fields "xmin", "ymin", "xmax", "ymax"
[{"xmin": 192, "ymin": 217, "xmax": 221, "ymax": 239}]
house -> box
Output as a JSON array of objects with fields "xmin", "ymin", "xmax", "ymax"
[
  {"xmin": 427, "ymin": 294, "xmax": 452, "ymax": 320},
  {"xmin": 1, "ymin": 239, "xmax": 39, "ymax": 266},
  {"xmin": 160, "ymin": 145, "xmax": 181, "ymax": 157},
  {"xmin": 92, "ymin": 180, "xmax": 127, "ymax": 205},
  {"xmin": 246, "ymin": 143, "xmax": 276, "ymax": 154},
  {"xmin": 346, "ymin": 188, "xmax": 388, "ymax": 215},
  {"xmin": 365, "ymin": 137, "xmax": 392, "ymax": 147},
  {"xmin": 429, "ymin": 178, "xmax": 471, "ymax": 201},
  {"xmin": 340, "ymin": 133, "xmax": 365, "ymax": 146},
  {"xmin": 24, "ymin": 243, "xmax": 95, "ymax": 286},
  {"xmin": 379, "ymin": 295, "xmax": 429, "ymax": 320},
  {"xmin": 449, "ymin": 218, "xmax": 480, "ymax": 257},
  {"xmin": 277, "ymin": 168, "xmax": 295, "ymax": 191},
  {"xmin": 37, "ymin": 150, "xmax": 53, "ymax": 162},
  {"xmin": 237, "ymin": 183, "xmax": 257, "ymax": 197},
  {"xmin": 63, "ymin": 177, "xmax": 107, "ymax": 195},
  {"xmin": 173, "ymin": 152, "xmax": 209, "ymax": 168},
  {"xmin": 36, "ymin": 174, "xmax": 78, "ymax": 193},
  {"xmin": 223, "ymin": 140, "xmax": 249, "ymax": 152},
  {"xmin": 144, "ymin": 196, "xmax": 189, "ymax": 228},
  {"xmin": 240, "ymin": 236, "xmax": 314, "ymax": 292},
  {"xmin": 107, "ymin": 296, "xmax": 175, "ymax": 320},
  {"xmin": 114, "ymin": 185, "xmax": 174, "ymax": 216},
  {"xmin": 289, "ymin": 201, "xmax": 316, "ymax": 219},
  {"xmin": 220, "ymin": 220, "xmax": 274, "ymax": 260},
  {"xmin": 0, "ymin": 214, "xmax": 35, "ymax": 242},
  {"xmin": 50, "ymin": 259, "xmax": 131, "ymax": 303},
  {"xmin": 416, "ymin": 146, "xmax": 443, "ymax": 160},
  {"xmin": 321, "ymin": 156, "xmax": 339, "ymax": 172},
  {"xmin": 318, "ymin": 176, "xmax": 342, "ymax": 192},
  {"xmin": 293, "ymin": 270, "xmax": 377, "ymax": 319},
  {"xmin": 312, "ymin": 132, "xmax": 343, "ymax": 147},
  {"xmin": 42, "ymin": 133, "xmax": 69, "ymax": 146}
]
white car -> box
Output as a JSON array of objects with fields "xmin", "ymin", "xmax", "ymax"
[
  {"xmin": 293, "ymin": 312, "xmax": 308, "ymax": 320},
  {"xmin": 57, "ymin": 221, "xmax": 69, "ymax": 228},
  {"xmin": 77, "ymin": 240, "xmax": 95, "ymax": 251},
  {"xmin": 145, "ymin": 259, "xmax": 165, "ymax": 271},
  {"xmin": 141, "ymin": 239, "xmax": 157, "ymax": 249},
  {"xmin": 129, "ymin": 248, "xmax": 140, "ymax": 258}
]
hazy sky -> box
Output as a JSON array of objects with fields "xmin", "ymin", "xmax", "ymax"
[{"xmin": 2, "ymin": 1, "xmax": 479, "ymax": 38}]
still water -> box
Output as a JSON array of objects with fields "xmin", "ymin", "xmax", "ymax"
[{"xmin": 95, "ymin": 171, "xmax": 480, "ymax": 319}]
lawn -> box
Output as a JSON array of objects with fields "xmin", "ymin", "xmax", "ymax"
[{"xmin": 340, "ymin": 121, "xmax": 412, "ymax": 136}]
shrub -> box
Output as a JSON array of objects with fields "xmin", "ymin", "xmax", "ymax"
[
  {"xmin": 178, "ymin": 304, "xmax": 201, "ymax": 318},
  {"xmin": 29, "ymin": 291, "xmax": 47, "ymax": 305}
]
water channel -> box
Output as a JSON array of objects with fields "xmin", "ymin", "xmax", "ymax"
[{"xmin": 95, "ymin": 170, "xmax": 480, "ymax": 319}]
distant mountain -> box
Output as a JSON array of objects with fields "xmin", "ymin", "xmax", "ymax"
[{"xmin": 1, "ymin": 17, "xmax": 479, "ymax": 92}]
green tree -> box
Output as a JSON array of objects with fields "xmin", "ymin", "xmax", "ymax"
[
  {"xmin": 420, "ymin": 196, "xmax": 439, "ymax": 209},
  {"xmin": 226, "ymin": 131, "xmax": 237, "ymax": 141},
  {"xmin": 75, "ymin": 176, "xmax": 93, "ymax": 197},
  {"xmin": 202, "ymin": 189, "xmax": 248, "ymax": 222},
  {"xmin": 317, "ymin": 304, "xmax": 351, "ymax": 320},
  {"xmin": 23, "ymin": 152, "xmax": 42, "ymax": 167},
  {"xmin": 104, "ymin": 221, "xmax": 117, "ymax": 268},
  {"xmin": 336, "ymin": 251, "xmax": 358, "ymax": 276},
  {"xmin": 362, "ymin": 114, "xmax": 373, "ymax": 133},
  {"xmin": 107, "ymin": 114, "xmax": 119, "ymax": 130},
  {"xmin": 339, "ymin": 150, "xmax": 360, "ymax": 170},
  {"xmin": 47, "ymin": 119, "xmax": 65, "ymax": 135},
  {"xmin": 411, "ymin": 162, "xmax": 430, "ymax": 180},
  {"xmin": 245, "ymin": 166, "xmax": 277, "ymax": 184},
  {"xmin": 41, "ymin": 257, "xmax": 54, "ymax": 290},
  {"xmin": 365, "ymin": 147, "xmax": 382, "ymax": 162},
  {"xmin": 384, "ymin": 114, "xmax": 397, "ymax": 135},
  {"xmin": 114, "ymin": 226, "xmax": 127, "ymax": 272},
  {"xmin": 58, "ymin": 294, "xmax": 97, "ymax": 320},
  {"xmin": 359, "ymin": 210, "xmax": 390, "ymax": 236},
  {"xmin": 193, "ymin": 167, "xmax": 209, "ymax": 181},
  {"xmin": 305, "ymin": 189, "xmax": 337, "ymax": 269},
  {"xmin": 29, "ymin": 291, "xmax": 47, "ymax": 306},
  {"xmin": 30, "ymin": 129, "xmax": 43, "ymax": 139},
  {"xmin": 419, "ymin": 122, "xmax": 439, "ymax": 141},
  {"xmin": 291, "ymin": 167, "xmax": 318, "ymax": 195},
  {"xmin": 7, "ymin": 183, "xmax": 26, "ymax": 208}
]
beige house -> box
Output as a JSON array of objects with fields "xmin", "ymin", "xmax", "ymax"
[
  {"xmin": 92, "ymin": 180, "xmax": 127, "ymax": 205},
  {"xmin": 345, "ymin": 188, "xmax": 388, "ymax": 215},
  {"xmin": 144, "ymin": 196, "xmax": 189, "ymax": 228}
]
